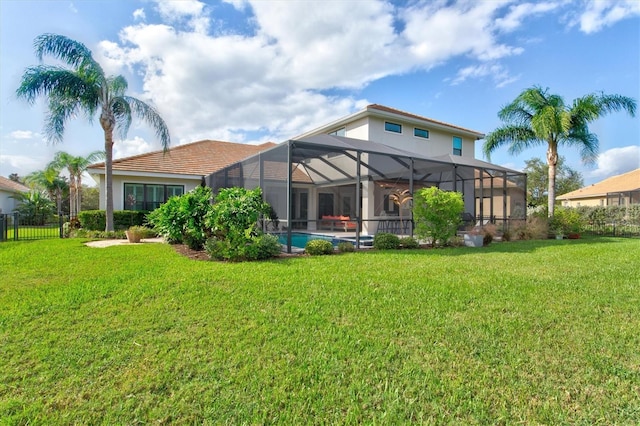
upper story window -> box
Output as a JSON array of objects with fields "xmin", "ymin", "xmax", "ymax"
[
  {"xmin": 453, "ymin": 136, "xmax": 462, "ymax": 156},
  {"xmin": 384, "ymin": 121, "xmax": 402, "ymax": 134},
  {"xmin": 414, "ymin": 127, "xmax": 429, "ymax": 139},
  {"xmin": 329, "ymin": 127, "xmax": 346, "ymax": 137}
]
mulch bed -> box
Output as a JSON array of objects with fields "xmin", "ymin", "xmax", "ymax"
[{"xmin": 170, "ymin": 243, "xmax": 305, "ymax": 261}]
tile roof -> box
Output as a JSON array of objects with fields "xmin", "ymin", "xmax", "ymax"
[
  {"xmin": 557, "ymin": 168, "xmax": 640, "ymax": 199},
  {"xmin": 88, "ymin": 139, "xmax": 276, "ymax": 176},
  {"xmin": 0, "ymin": 176, "xmax": 29, "ymax": 193}
]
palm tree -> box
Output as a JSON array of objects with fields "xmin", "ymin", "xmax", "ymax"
[
  {"xmin": 24, "ymin": 167, "xmax": 68, "ymax": 216},
  {"xmin": 483, "ymin": 86, "xmax": 636, "ymax": 217},
  {"xmin": 49, "ymin": 151, "xmax": 105, "ymax": 218},
  {"xmin": 16, "ymin": 33, "xmax": 170, "ymax": 231}
]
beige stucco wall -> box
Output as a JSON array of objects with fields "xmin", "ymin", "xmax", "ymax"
[
  {"xmin": 353, "ymin": 116, "xmax": 476, "ymax": 158},
  {"xmin": 560, "ymin": 196, "xmax": 605, "ymax": 208}
]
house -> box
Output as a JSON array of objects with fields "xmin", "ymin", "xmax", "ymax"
[
  {"xmin": 206, "ymin": 105, "xmax": 526, "ymax": 244},
  {"xmin": 557, "ymin": 169, "xmax": 640, "ymax": 207},
  {"xmin": 0, "ymin": 176, "xmax": 29, "ymax": 214},
  {"xmin": 88, "ymin": 104, "xmax": 526, "ymax": 249},
  {"xmin": 87, "ymin": 140, "xmax": 275, "ymax": 210}
]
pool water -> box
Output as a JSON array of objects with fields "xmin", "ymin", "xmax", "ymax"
[{"xmin": 276, "ymin": 232, "xmax": 373, "ymax": 249}]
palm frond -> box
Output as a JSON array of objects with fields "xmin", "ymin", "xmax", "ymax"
[
  {"xmin": 34, "ymin": 33, "xmax": 103, "ymax": 76},
  {"xmin": 123, "ymin": 96, "xmax": 171, "ymax": 150},
  {"xmin": 483, "ymin": 126, "xmax": 538, "ymax": 160},
  {"xmin": 595, "ymin": 93, "xmax": 637, "ymax": 117}
]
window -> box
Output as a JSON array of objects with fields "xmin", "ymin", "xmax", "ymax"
[
  {"xmin": 414, "ymin": 127, "xmax": 429, "ymax": 139},
  {"xmin": 329, "ymin": 127, "xmax": 346, "ymax": 137},
  {"xmin": 124, "ymin": 183, "xmax": 184, "ymax": 211},
  {"xmin": 384, "ymin": 122, "xmax": 402, "ymax": 133},
  {"xmin": 453, "ymin": 136, "xmax": 462, "ymax": 156}
]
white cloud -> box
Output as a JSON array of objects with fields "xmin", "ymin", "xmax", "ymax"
[
  {"xmin": 93, "ymin": 0, "xmax": 575, "ymax": 146},
  {"xmin": 133, "ymin": 8, "xmax": 146, "ymax": 21},
  {"xmin": 113, "ymin": 136, "xmax": 153, "ymax": 159},
  {"xmin": 0, "ymin": 154, "xmax": 45, "ymax": 175},
  {"xmin": 495, "ymin": 2, "xmax": 560, "ymax": 32},
  {"xmin": 9, "ymin": 130, "xmax": 39, "ymax": 140},
  {"xmin": 450, "ymin": 63, "xmax": 520, "ymax": 87},
  {"xmin": 575, "ymin": 0, "xmax": 640, "ymax": 34},
  {"xmin": 588, "ymin": 145, "xmax": 640, "ymax": 179}
]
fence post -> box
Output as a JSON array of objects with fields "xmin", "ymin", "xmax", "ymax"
[
  {"xmin": 0, "ymin": 214, "xmax": 5, "ymax": 242},
  {"xmin": 59, "ymin": 215, "xmax": 64, "ymax": 238},
  {"xmin": 13, "ymin": 212, "xmax": 19, "ymax": 241}
]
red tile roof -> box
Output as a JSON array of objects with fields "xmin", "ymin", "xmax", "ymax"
[
  {"xmin": 0, "ymin": 176, "xmax": 29, "ymax": 193},
  {"xmin": 89, "ymin": 140, "xmax": 276, "ymax": 176}
]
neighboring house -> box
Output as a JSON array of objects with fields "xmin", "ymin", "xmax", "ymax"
[
  {"xmin": 557, "ymin": 169, "xmax": 640, "ymax": 207},
  {"xmin": 0, "ymin": 176, "xmax": 29, "ymax": 214},
  {"xmin": 87, "ymin": 140, "xmax": 275, "ymax": 211}
]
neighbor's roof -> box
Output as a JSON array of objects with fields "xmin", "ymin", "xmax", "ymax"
[
  {"xmin": 557, "ymin": 168, "xmax": 640, "ymax": 200},
  {"xmin": 295, "ymin": 103, "xmax": 485, "ymax": 140},
  {"xmin": 0, "ymin": 176, "xmax": 29, "ymax": 193},
  {"xmin": 88, "ymin": 139, "xmax": 276, "ymax": 176}
]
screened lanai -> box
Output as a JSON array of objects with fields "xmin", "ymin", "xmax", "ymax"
[{"xmin": 206, "ymin": 134, "xmax": 526, "ymax": 252}]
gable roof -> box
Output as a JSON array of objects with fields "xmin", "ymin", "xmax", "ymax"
[
  {"xmin": 0, "ymin": 176, "xmax": 29, "ymax": 193},
  {"xmin": 88, "ymin": 139, "xmax": 276, "ymax": 177},
  {"xmin": 295, "ymin": 103, "xmax": 485, "ymax": 140},
  {"xmin": 557, "ymin": 168, "xmax": 640, "ymax": 200}
]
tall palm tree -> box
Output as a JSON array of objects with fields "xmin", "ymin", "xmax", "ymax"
[
  {"xmin": 49, "ymin": 151, "xmax": 105, "ymax": 218},
  {"xmin": 16, "ymin": 33, "xmax": 170, "ymax": 231},
  {"xmin": 484, "ymin": 86, "xmax": 636, "ymax": 217}
]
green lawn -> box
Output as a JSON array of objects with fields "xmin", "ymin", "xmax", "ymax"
[{"xmin": 1, "ymin": 237, "xmax": 639, "ymax": 424}]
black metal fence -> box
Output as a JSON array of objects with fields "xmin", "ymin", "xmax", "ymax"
[
  {"xmin": 0, "ymin": 213, "xmax": 63, "ymax": 242},
  {"xmin": 583, "ymin": 223, "xmax": 640, "ymax": 238}
]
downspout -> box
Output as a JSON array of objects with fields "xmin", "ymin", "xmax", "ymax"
[{"xmin": 409, "ymin": 158, "xmax": 414, "ymax": 237}]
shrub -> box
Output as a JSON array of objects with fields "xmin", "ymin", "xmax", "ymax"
[
  {"xmin": 550, "ymin": 207, "xmax": 585, "ymax": 235},
  {"xmin": 244, "ymin": 234, "xmax": 282, "ymax": 260},
  {"xmin": 205, "ymin": 237, "xmax": 229, "ymax": 261},
  {"xmin": 337, "ymin": 241, "xmax": 355, "ymax": 253},
  {"xmin": 413, "ymin": 187, "xmax": 464, "ymax": 247},
  {"xmin": 78, "ymin": 210, "xmax": 147, "ymax": 231},
  {"xmin": 305, "ymin": 239, "xmax": 334, "ymax": 255},
  {"xmin": 399, "ymin": 236, "xmax": 419, "ymax": 249},
  {"xmin": 374, "ymin": 232, "xmax": 400, "ymax": 250},
  {"xmin": 147, "ymin": 186, "xmax": 213, "ymax": 249},
  {"xmin": 205, "ymin": 187, "xmax": 273, "ymax": 258},
  {"xmin": 512, "ymin": 217, "xmax": 548, "ymax": 240}
]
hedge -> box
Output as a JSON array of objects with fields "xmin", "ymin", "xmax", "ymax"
[{"xmin": 77, "ymin": 210, "xmax": 149, "ymax": 231}]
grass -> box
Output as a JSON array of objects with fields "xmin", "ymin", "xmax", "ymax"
[{"xmin": 1, "ymin": 237, "xmax": 639, "ymax": 424}]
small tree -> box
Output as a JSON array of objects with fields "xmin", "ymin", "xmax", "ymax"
[
  {"xmin": 413, "ymin": 187, "xmax": 464, "ymax": 247},
  {"xmin": 389, "ymin": 189, "xmax": 412, "ymax": 232}
]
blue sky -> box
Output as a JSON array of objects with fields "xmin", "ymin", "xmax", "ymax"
[{"xmin": 1, "ymin": 0, "xmax": 638, "ymax": 186}]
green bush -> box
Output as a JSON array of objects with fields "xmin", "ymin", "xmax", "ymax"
[
  {"xmin": 550, "ymin": 207, "xmax": 585, "ymax": 235},
  {"xmin": 243, "ymin": 234, "xmax": 282, "ymax": 261},
  {"xmin": 399, "ymin": 236, "xmax": 419, "ymax": 249},
  {"xmin": 374, "ymin": 233, "xmax": 400, "ymax": 250},
  {"xmin": 337, "ymin": 241, "xmax": 355, "ymax": 253},
  {"xmin": 147, "ymin": 186, "xmax": 213, "ymax": 249},
  {"xmin": 78, "ymin": 210, "xmax": 147, "ymax": 231},
  {"xmin": 305, "ymin": 239, "xmax": 334, "ymax": 255},
  {"xmin": 413, "ymin": 187, "xmax": 464, "ymax": 247}
]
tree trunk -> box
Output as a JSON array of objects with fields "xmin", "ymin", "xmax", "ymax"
[
  {"xmin": 77, "ymin": 174, "xmax": 83, "ymax": 215},
  {"xmin": 69, "ymin": 175, "xmax": 77, "ymax": 218},
  {"xmin": 547, "ymin": 145, "xmax": 558, "ymax": 217},
  {"xmin": 101, "ymin": 110, "xmax": 116, "ymax": 232}
]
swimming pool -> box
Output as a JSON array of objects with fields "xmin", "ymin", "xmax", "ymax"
[{"xmin": 276, "ymin": 232, "xmax": 374, "ymax": 249}]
